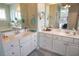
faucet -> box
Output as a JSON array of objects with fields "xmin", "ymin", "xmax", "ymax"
[
  {"xmin": 12, "ymin": 27, "xmax": 20, "ymax": 34},
  {"xmin": 72, "ymin": 28, "xmax": 76, "ymax": 35}
]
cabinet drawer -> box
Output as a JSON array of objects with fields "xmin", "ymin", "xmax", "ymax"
[
  {"xmin": 39, "ymin": 33, "xmax": 52, "ymax": 38},
  {"xmin": 61, "ymin": 36, "xmax": 74, "ymax": 43},
  {"xmin": 66, "ymin": 43, "xmax": 79, "ymax": 56},
  {"xmin": 3, "ymin": 39, "xmax": 19, "ymax": 51},
  {"xmin": 5, "ymin": 46, "xmax": 20, "ymax": 56},
  {"xmin": 53, "ymin": 39, "xmax": 66, "ymax": 55},
  {"xmin": 53, "ymin": 35, "xmax": 74, "ymax": 43},
  {"xmin": 20, "ymin": 35, "xmax": 31, "ymax": 44}
]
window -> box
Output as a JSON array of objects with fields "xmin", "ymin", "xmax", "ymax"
[
  {"xmin": 15, "ymin": 11, "xmax": 21, "ymax": 20},
  {"xmin": 0, "ymin": 8, "xmax": 6, "ymax": 20},
  {"xmin": 59, "ymin": 8, "xmax": 69, "ymax": 29}
]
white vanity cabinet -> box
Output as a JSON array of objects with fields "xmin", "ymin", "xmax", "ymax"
[
  {"xmin": 53, "ymin": 36, "xmax": 79, "ymax": 56},
  {"xmin": 39, "ymin": 33, "xmax": 53, "ymax": 51},
  {"xmin": 20, "ymin": 33, "xmax": 37, "ymax": 56},
  {"xmin": 53, "ymin": 36, "xmax": 66, "ymax": 55},
  {"xmin": 0, "ymin": 31, "xmax": 20, "ymax": 56},
  {"xmin": 32, "ymin": 33, "xmax": 37, "ymax": 49},
  {"xmin": 53, "ymin": 35, "xmax": 75, "ymax": 56},
  {"xmin": 66, "ymin": 43, "xmax": 79, "ymax": 56},
  {"xmin": 2, "ymin": 37, "xmax": 20, "ymax": 56},
  {"xmin": 20, "ymin": 40, "xmax": 32, "ymax": 56},
  {"xmin": 65, "ymin": 38, "xmax": 79, "ymax": 56},
  {"xmin": 38, "ymin": 32, "xmax": 79, "ymax": 56},
  {"xmin": 5, "ymin": 46, "xmax": 20, "ymax": 56},
  {"xmin": 0, "ymin": 32, "xmax": 37, "ymax": 56}
]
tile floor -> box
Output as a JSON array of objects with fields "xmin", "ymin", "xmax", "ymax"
[{"xmin": 28, "ymin": 48, "xmax": 61, "ymax": 56}]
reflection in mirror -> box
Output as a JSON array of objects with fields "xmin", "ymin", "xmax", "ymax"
[
  {"xmin": 0, "ymin": 3, "xmax": 22, "ymax": 32},
  {"xmin": 59, "ymin": 4, "xmax": 69, "ymax": 29},
  {"xmin": 0, "ymin": 3, "xmax": 79, "ymax": 32},
  {"xmin": 10, "ymin": 4, "xmax": 22, "ymax": 29},
  {"xmin": 47, "ymin": 3, "xmax": 79, "ymax": 30}
]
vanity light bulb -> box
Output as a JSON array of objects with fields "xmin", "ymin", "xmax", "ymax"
[{"xmin": 64, "ymin": 5, "xmax": 71, "ymax": 8}]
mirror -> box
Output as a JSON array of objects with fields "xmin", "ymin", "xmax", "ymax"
[
  {"xmin": 59, "ymin": 5, "xmax": 69, "ymax": 29},
  {"xmin": 0, "ymin": 3, "xmax": 79, "ymax": 32},
  {"xmin": 46, "ymin": 3, "xmax": 79, "ymax": 30},
  {"xmin": 0, "ymin": 3, "xmax": 38, "ymax": 32},
  {"xmin": 0, "ymin": 3, "xmax": 23, "ymax": 32}
]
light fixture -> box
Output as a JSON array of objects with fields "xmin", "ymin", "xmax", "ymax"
[{"xmin": 64, "ymin": 4, "xmax": 71, "ymax": 8}]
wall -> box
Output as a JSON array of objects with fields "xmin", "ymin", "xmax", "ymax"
[
  {"xmin": 20, "ymin": 3, "xmax": 28, "ymax": 28},
  {"xmin": 49, "ymin": 4, "xmax": 58, "ymax": 28},
  {"xmin": 27, "ymin": 3, "xmax": 37, "ymax": 30},
  {"xmin": 67, "ymin": 4, "xmax": 79, "ymax": 30},
  {"xmin": 20, "ymin": 3, "xmax": 37, "ymax": 30},
  {"xmin": 0, "ymin": 4, "xmax": 11, "ymax": 32},
  {"xmin": 20, "ymin": 3, "xmax": 47, "ymax": 31}
]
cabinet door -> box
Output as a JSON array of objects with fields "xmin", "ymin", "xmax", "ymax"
[
  {"xmin": 32, "ymin": 33, "xmax": 37, "ymax": 49},
  {"xmin": 5, "ymin": 46, "xmax": 20, "ymax": 56},
  {"xmin": 53, "ymin": 36, "xmax": 66, "ymax": 55},
  {"xmin": 66, "ymin": 44, "xmax": 79, "ymax": 56},
  {"xmin": 20, "ymin": 42, "xmax": 31, "ymax": 56},
  {"xmin": 39, "ymin": 33, "xmax": 53, "ymax": 51},
  {"xmin": 2, "ymin": 38, "xmax": 19, "ymax": 51},
  {"xmin": 20, "ymin": 36, "xmax": 36, "ymax": 56}
]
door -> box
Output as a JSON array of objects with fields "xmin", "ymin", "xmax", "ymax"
[
  {"xmin": 20, "ymin": 42, "xmax": 31, "ymax": 56},
  {"xmin": 66, "ymin": 44, "xmax": 79, "ymax": 56},
  {"xmin": 39, "ymin": 33, "xmax": 53, "ymax": 51},
  {"xmin": 20, "ymin": 35, "xmax": 37, "ymax": 56},
  {"xmin": 53, "ymin": 36, "xmax": 66, "ymax": 55}
]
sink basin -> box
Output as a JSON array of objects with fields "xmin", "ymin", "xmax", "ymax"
[
  {"xmin": 65, "ymin": 30, "xmax": 71, "ymax": 34},
  {"xmin": 64, "ymin": 30, "xmax": 78, "ymax": 36}
]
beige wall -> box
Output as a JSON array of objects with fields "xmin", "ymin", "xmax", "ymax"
[
  {"xmin": 20, "ymin": 3, "xmax": 28, "ymax": 28},
  {"xmin": 67, "ymin": 4, "xmax": 79, "ymax": 29},
  {"xmin": 27, "ymin": 3, "xmax": 37, "ymax": 28},
  {"xmin": 49, "ymin": 4, "xmax": 58, "ymax": 28},
  {"xmin": 20, "ymin": 3, "xmax": 37, "ymax": 30}
]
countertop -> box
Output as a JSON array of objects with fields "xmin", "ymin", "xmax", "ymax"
[
  {"xmin": 40, "ymin": 28, "xmax": 79, "ymax": 39},
  {"xmin": 1, "ymin": 29, "xmax": 36, "ymax": 42}
]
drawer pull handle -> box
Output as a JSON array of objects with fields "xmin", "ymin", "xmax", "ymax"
[
  {"xmin": 11, "ymin": 45, "xmax": 14, "ymax": 47},
  {"xmin": 34, "ymin": 40, "xmax": 36, "ymax": 41},
  {"xmin": 12, "ymin": 52, "xmax": 15, "ymax": 55},
  {"xmin": 20, "ymin": 46, "xmax": 22, "ymax": 48},
  {"xmin": 64, "ymin": 43, "xmax": 68, "ymax": 45}
]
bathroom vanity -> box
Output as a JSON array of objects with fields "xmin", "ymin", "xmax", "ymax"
[
  {"xmin": 0, "ymin": 28, "xmax": 79, "ymax": 56},
  {"xmin": 38, "ymin": 29, "xmax": 79, "ymax": 56},
  {"xmin": 0, "ymin": 30, "xmax": 37, "ymax": 56}
]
